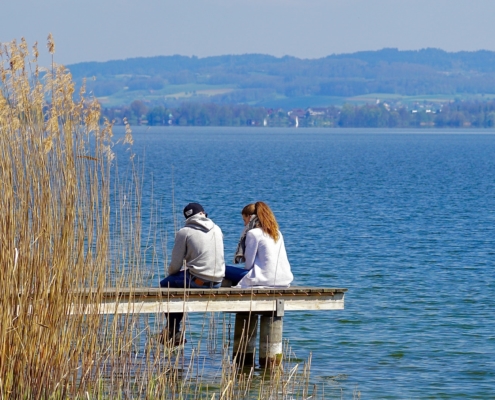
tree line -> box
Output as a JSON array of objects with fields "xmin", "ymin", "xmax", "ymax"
[
  {"xmin": 69, "ymin": 49, "xmax": 495, "ymax": 106},
  {"xmin": 101, "ymin": 99, "xmax": 495, "ymax": 128}
]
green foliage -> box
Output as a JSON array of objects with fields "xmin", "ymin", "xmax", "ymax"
[{"xmin": 68, "ymin": 49, "xmax": 495, "ymax": 109}]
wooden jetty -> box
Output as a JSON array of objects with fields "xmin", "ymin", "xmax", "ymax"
[{"xmin": 74, "ymin": 286, "xmax": 347, "ymax": 367}]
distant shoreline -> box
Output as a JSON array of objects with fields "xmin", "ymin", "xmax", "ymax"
[
  {"xmin": 113, "ymin": 126, "xmax": 495, "ymax": 135},
  {"xmin": 102, "ymin": 99, "xmax": 495, "ymax": 129}
]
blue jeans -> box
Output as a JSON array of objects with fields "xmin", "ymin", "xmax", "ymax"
[
  {"xmin": 224, "ymin": 265, "xmax": 250, "ymax": 286},
  {"xmin": 160, "ymin": 270, "xmax": 221, "ymax": 337}
]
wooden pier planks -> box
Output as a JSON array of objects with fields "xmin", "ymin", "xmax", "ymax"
[
  {"xmin": 70, "ymin": 287, "xmax": 347, "ymax": 315},
  {"xmin": 17, "ymin": 286, "xmax": 348, "ymax": 366}
]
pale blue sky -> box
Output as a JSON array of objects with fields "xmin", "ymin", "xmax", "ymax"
[{"xmin": 2, "ymin": 0, "xmax": 495, "ymax": 66}]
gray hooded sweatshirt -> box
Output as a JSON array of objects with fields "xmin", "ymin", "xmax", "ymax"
[{"xmin": 168, "ymin": 214, "xmax": 225, "ymax": 282}]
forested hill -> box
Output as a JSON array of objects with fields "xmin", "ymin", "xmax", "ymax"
[
  {"xmin": 69, "ymin": 48, "xmax": 495, "ymax": 76},
  {"xmin": 66, "ymin": 48, "xmax": 495, "ymax": 109}
]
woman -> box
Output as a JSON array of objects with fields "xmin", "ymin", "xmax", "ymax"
[{"xmin": 225, "ymin": 201, "xmax": 293, "ymax": 288}]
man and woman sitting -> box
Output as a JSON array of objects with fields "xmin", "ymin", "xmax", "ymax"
[{"xmin": 159, "ymin": 201, "xmax": 293, "ymax": 346}]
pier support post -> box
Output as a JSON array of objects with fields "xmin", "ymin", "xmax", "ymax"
[
  {"xmin": 259, "ymin": 314, "xmax": 283, "ymax": 367},
  {"xmin": 233, "ymin": 312, "xmax": 258, "ymax": 366}
]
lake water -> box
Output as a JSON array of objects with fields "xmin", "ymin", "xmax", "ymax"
[{"xmin": 113, "ymin": 126, "xmax": 495, "ymax": 398}]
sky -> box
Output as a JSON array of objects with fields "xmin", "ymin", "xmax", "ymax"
[{"xmin": 2, "ymin": 0, "xmax": 495, "ymax": 66}]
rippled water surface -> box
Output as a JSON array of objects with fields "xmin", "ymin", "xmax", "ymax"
[{"xmin": 114, "ymin": 127, "xmax": 495, "ymax": 398}]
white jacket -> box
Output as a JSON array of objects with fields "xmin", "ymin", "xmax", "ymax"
[{"xmin": 236, "ymin": 228, "xmax": 293, "ymax": 288}]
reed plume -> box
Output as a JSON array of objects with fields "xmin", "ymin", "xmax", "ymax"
[
  {"xmin": 0, "ymin": 35, "xmax": 119, "ymax": 398},
  {"xmin": 0, "ymin": 37, "xmax": 320, "ymax": 399}
]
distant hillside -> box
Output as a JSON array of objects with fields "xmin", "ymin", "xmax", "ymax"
[{"xmin": 66, "ymin": 49, "xmax": 495, "ymax": 109}]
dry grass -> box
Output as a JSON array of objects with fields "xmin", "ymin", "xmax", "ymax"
[{"xmin": 0, "ymin": 37, "xmax": 321, "ymax": 399}]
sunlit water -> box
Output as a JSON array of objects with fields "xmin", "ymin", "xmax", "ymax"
[{"xmin": 112, "ymin": 127, "xmax": 495, "ymax": 398}]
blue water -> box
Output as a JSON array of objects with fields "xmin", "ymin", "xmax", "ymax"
[{"xmin": 114, "ymin": 127, "xmax": 495, "ymax": 398}]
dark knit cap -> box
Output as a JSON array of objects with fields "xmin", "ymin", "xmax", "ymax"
[{"xmin": 183, "ymin": 202, "xmax": 205, "ymax": 219}]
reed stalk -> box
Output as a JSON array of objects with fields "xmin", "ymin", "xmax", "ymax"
[{"xmin": 0, "ymin": 37, "xmax": 322, "ymax": 399}]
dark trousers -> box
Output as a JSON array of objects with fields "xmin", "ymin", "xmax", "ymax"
[
  {"xmin": 224, "ymin": 265, "xmax": 250, "ymax": 286},
  {"xmin": 160, "ymin": 270, "xmax": 221, "ymax": 337}
]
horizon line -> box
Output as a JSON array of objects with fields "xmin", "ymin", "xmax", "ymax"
[{"xmin": 66, "ymin": 47, "xmax": 495, "ymax": 66}]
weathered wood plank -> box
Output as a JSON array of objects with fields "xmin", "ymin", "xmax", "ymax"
[
  {"xmin": 91, "ymin": 287, "xmax": 346, "ymax": 298},
  {"xmin": 69, "ymin": 287, "xmax": 346, "ymax": 315}
]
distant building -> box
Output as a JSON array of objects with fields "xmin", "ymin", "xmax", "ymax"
[
  {"xmin": 288, "ymin": 109, "xmax": 305, "ymax": 127},
  {"xmin": 307, "ymin": 107, "xmax": 326, "ymax": 116},
  {"xmin": 287, "ymin": 109, "xmax": 306, "ymax": 118}
]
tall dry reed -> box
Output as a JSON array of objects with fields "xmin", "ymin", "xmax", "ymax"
[
  {"xmin": 0, "ymin": 37, "xmax": 321, "ymax": 399},
  {"xmin": 0, "ymin": 35, "xmax": 130, "ymax": 398}
]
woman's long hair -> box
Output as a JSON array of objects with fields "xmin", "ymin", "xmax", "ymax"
[
  {"xmin": 241, "ymin": 203, "xmax": 256, "ymax": 217},
  {"xmin": 255, "ymin": 201, "xmax": 279, "ymax": 242}
]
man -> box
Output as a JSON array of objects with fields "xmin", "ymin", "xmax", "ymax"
[{"xmin": 159, "ymin": 202, "xmax": 225, "ymax": 346}]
